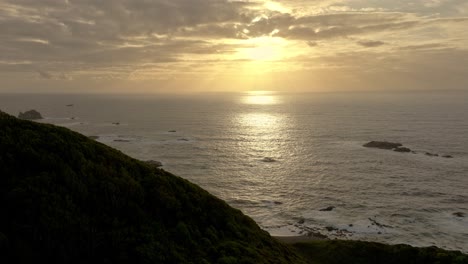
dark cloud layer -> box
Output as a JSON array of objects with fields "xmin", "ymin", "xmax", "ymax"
[
  {"xmin": 1, "ymin": 0, "xmax": 468, "ymax": 91},
  {"xmin": 357, "ymin": 40, "xmax": 386, "ymax": 47}
]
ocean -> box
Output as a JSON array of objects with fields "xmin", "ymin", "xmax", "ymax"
[{"xmin": 1, "ymin": 91, "xmax": 467, "ymax": 252}]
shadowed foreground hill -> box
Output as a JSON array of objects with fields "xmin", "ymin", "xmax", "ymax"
[
  {"xmin": 291, "ymin": 240, "xmax": 468, "ymax": 264},
  {"xmin": 0, "ymin": 111, "xmax": 303, "ymax": 264}
]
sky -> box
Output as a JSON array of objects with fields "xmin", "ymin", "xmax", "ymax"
[{"xmin": 1, "ymin": 0, "xmax": 468, "ymax": 93}]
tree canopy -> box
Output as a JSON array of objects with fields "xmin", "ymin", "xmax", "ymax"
[{"xmin": 0, "ymin": 111, "xmax": 303, "ymax": 264}]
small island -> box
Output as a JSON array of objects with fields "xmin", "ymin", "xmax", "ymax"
[
  {"xmin": 18, "ymin": 109, "xmax": 43, "ymax": 120},
  {"xmin": 364, "ymin": 141, "xmax": 454, "ymax": 158},
  {"xmin": 363, "ymin": 141, "xmax": 403, "ymax": 150},
  {"xmin": 363, "ymin": 141, "xmax": 413, "ymax": 153}
]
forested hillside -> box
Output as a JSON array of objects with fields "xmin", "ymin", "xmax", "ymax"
[{"xmin": 0, "ymin": 111, "xmax": 303, "ymax": 264}]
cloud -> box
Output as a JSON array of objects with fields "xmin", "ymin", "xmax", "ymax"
[
  {"xmin": 0, "ymin": 0, "xmax": 468, "ymax": 92},
  {"xmin": 37, "ymin": 69, "xmax": 52, "ymax": 79},
  {"xmin": 357, "ymin": 40, "xmax": 386, "ymax": 47},
  {"xmin": 36, "ymin": 69, "xmax": 72, "ymax": 80},
  {"xmin": 398, "ymin": 43, "xmax": 448, "ymax": 51},
  {"xmin": 0, "ymin": 0, "xmax": 259, "ymax": 65}
]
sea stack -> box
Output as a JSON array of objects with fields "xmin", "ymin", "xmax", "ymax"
[
  {"xmin": 145, "ymin": 160, "xmax": 163, "ymax": 168},
  {"xmin": 18, "ymin": 109, "xmax": 43, "ymax": 120}
]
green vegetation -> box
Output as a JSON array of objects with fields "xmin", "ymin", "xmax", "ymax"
[
  {"xmin": 1, "ymin": 110, "xmax": 467, "ymax": 264},
  {"xmin": 292, "ymin": 240, "xmax": 468, "ymax": 264},
  {"xmin": 0, "ymin": 111, "xmax": 302, "ymax": 263}
]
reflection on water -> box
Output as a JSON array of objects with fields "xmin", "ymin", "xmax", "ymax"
[
  {"xmin": 237, "ymin": 92, "xmax": 287, "ymax": 157},
  {"xmin": 234, "ymin": 111, "xmax": 289, "ymax": 164},
  {"xmin": 242, "ymin": 91, "xmax": 279, "ymax": 105},
  {"xmin": 239, "ymin": 113, "xmax": 281, "ymax": 129},
  {"xmin": 231, "ymin": 96, "xmax": 293, "ymax": 218}
]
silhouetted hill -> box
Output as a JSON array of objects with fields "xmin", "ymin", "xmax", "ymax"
[
  {"xmin": 291, "ymin": 240, "xmax": 468, "ymax": 264},
  {"xmin": 0, "ymin": 111, "xmax": 303, "ymax": 264}
]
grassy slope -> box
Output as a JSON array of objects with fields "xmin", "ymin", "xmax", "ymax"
[
  {"xmin": 0, "ymin": 111, "xmax": 303, "ymax": 264},
  {"xmin": 292, "ymin": 240, "xmax": 468, "ymax": 264}
]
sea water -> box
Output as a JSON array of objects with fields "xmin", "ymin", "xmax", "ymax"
[{"xmin": 1, "ymin": 91, "xmax": 467, "ymax": 252}]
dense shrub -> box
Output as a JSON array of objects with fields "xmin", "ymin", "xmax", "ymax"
[
  {"xmin": 0, "ymin": 111, "xmax": 302, "ymax": 264},
  {"xmin": 292, "ymin": 240, "xmax": 468, "ymax": 264}
]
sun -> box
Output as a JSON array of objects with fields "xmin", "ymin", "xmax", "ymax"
[
  {"xmin": 239, "ymin": 36, "xmax": 286, "ymax": 61},
  {"xmin": 247, "ymin": 45, "xmax": 277, "ymax": 61}
]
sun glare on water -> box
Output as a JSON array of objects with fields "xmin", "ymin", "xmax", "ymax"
[{"xmin": 243, "ymin": 91, "xmax": 279, "ymax": 105}]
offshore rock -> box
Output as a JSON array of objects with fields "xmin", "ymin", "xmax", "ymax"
[
  {"xmin": 146, "ymin": 160, "xmax": 163, "ymax": 168},
  {"xmin": 453, "ymin": 212, "xmax": 465, "ymax": 217},
  {"xmin": 319, "ymin": 206, "xmax": 336, "ymax": 212},
  {"xmin": 18, "ymin": 110, "xmax": 43, "ymax": 120},
  {"xmin": 113, "ymin": 139, "xmax": 130, "ymax": 142},
  {"xmin": 394, "ymin": 147, "xmax": 411, "ymax": 153},
  {"xmin": 363, "ymin": 141, "xmax": 402, "ymax": 150}
]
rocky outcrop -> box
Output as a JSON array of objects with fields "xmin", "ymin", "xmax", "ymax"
[
  {"xmin": 424, "ymin": 152, "xmax": 455, "ymax": 158},
  {"xmin": 369, "ymin": 217, "xmax": 393, "ymax": 228},
  {"xmin": 394, "ymin": 147, "xmax": 411, "ymax": 153},
  {"xmin": 18, "ymin": 110, "xmax": 43, "ymax": 120},
  {"xmin": 453, "ymin": 212, "xmax": 465, "ymax": 217},
  {"xmin": 114, "ymin": 139, "xmax": 130, "ymax": 142},
  {"xmin": 363, "ymin": 141, "xmax": 402, "ymax": 150},
  {"xmin": 319, "ymin": 206, "xmax": 335, "ymax": 212},
  {"xmin": 145, "ymin": 160, "xmax": 163, "ymax": 168},
  {"xmin": 364, "ymin": 141, "xmax": 454, "ymax": 158},
  {"xmin": 261, "ymin": 157, "xmax": 277, "ymax": 162}
]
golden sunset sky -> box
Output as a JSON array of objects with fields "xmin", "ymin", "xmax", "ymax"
[{"xmin": 1, "ymin": 0, "xmax": 468, "ymax": 93}]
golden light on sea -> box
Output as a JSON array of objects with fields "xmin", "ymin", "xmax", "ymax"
[
  {"xmin": 235, "ymin": 111, "xmax": 285, "ymax": 159},
  {"xmin": 240, "ymin": 112, "xmax": 280, "ymax": 129},
  {"xmin": 242, "ymin": 91, "xmax": 279, "ymax": 105}
]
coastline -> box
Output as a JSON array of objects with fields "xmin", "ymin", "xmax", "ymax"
[{"xmin": 274, "ymin": 235, "xmax": 327, "ymax": 244}]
